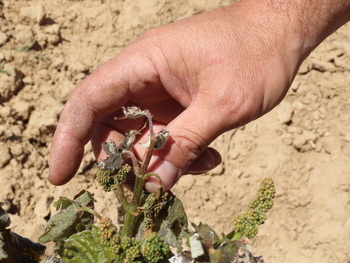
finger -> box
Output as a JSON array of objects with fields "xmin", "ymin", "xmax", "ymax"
[
  {"xmin": 144, "ymin": 101, "xmax": 231, "ymax": 192},
  {"xmin": 48, "ymin": 49, "xmax": 158, "ymax": 185}
]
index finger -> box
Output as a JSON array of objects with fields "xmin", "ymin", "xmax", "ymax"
[{"xmin": 48, "ymin": 50, "xmax": 156, "ymax": 185}]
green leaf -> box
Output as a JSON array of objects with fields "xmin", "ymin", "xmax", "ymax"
[
  {"xmin": 57, "ymin": 226, "xmax": 116, "ymax": 263},
  {"xmin": 208, "ymin": 240, "xmax": 241, "ymax": 263},
  {"xmin": 39, "ymin": 190, "xmax": 95, "ymax": 244}
]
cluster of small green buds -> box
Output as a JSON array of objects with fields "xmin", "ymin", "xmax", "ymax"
[
  {"xmin": 249, "ymin": 177, "xmax": 275, "ymax": 213},
  {"xmin": 141, "ymin": 231, "xmax": 170, "ymax": 263},
  {"xmin": 98, "ymin": 217, "xmax": 121, "ymax": 254},
  {"xmin": 96, "ymin": 164, "xmax": 132, "ymax": 192},
  {"xmin": 121, "ymin": 236, "xmax": 142, "ymax": 263},
  {"xmin": 142, "ymin": 192, "xmax": 170, "ymax": 230},
  {"xmin": 116, "ymin": 164, "xmax": 132, "ymax": 183},
  {"xmin": 96, "ymin": 168, "xmax": 115, "ymax": 192},
  {"xmin": 232, "ymin": 177, "xmax": 275, "ymax": 239}
]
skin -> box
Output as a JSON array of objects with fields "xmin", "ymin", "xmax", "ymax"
[{"xmin": 49, "ymin": 0, "xmax": 350, "ymax": 192}]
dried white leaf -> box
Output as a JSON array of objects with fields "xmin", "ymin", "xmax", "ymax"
[
  {"xmin": 189, "ymin": 233, "xmax": 204, "ymax": 259},
  {"xmin": 122, "ymin": 106, "xmax": 149, "ymax": 119},
  {"xmin": 140, "ymin": 129, "xmax": 169, "ymax": 149}
]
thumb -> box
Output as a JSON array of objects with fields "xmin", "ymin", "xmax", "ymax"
[{"xmin": 145, "ymin": 103, "xmax": 225, "ymax": 192}]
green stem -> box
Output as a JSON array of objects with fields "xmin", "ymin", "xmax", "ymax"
[
  {"xmin": 116, "ymin": 182, "xmax": 129, "ymax": 210},
  {"xmin": 120, "ymin": 205, "xmax": 138, "ymax": 237},
  {"xmin": 81, "ymin": 206, "xmax": 103, "ymax": 220},
  {"xmin": 143, "ymin": 172, "xmax": 163, "ymax": 199}
]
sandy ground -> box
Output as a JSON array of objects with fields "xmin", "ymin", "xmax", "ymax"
[{"xmin": 0, "ymin": 0, "xmax": 349, "ymax": 262}]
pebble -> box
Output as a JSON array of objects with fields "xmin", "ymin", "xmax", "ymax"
[
  {"xmin": 0, "ymin": 65, "xmax": 24, "ymax": 102},
  {"xmin": 0, "ymin": 142, "xmax": 11, "ymax": 168},
  {"xmin": 293, "ymin": 135, "xmax": 307, "ymax": 150},
  {"xmin": 277, "ymin": 101, "xmax": 294, "ymax": 124},
  {"xmin": 19, "ymin": 3, "xmax": 46, "ymax": 25},
  {"xmin": 0, "ymin": 32, "xmax": 8, "ymax": 46},
  {"xmin": 14, "ymin": 24, "xmax": 35, "ymax": 48},
  {"xmin": 280, "ymin": 133, "xmax": 294, "ymax": 146}
]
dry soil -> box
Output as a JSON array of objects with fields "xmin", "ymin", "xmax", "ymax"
[{"xmin": 0, "ymin": 1, "xmax": 349, "ymax": 262}]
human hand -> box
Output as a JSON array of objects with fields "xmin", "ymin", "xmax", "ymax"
[{"xmin": 49, "ymin": 0, "xmax": 349, "ymax": 192}]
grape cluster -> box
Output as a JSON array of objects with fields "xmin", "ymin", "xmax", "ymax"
[
  {"xmin": 232, "ymin": 177, "xmax": 276, "ymax": 239},
  {"xmin": 249, "ymin": 177, "xmax": 275, "ymax": 212},
  {"xmin": 98, "ymin": 217, "xmax": 121, "ymax": 254},
  {"xmin": 120, "ymin": 236, "xmax": 142, "ymax": 263},
  {"xmin": 96, "ymin": 164, "xmax": 132, "ymax": 192},
  {"xmin": 143, "ymin": 192, "xmax": 170, "ymax": 230},
  {"xmin": 96, "ymin": 168, "xmax": 115, "ymax": 192},
  {"xmin": 98, "ymin": 218, "xmax": 170, "ymax": 262},
  {"xmin": 141, "ymin": 231, "xmax": 170, "ymax": 263}
]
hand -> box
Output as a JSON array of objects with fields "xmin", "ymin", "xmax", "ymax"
[{"xmin": 48, "ymin": 0, "xmax": 348, "ymax": 192}]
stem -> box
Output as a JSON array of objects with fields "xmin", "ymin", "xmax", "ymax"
[
  {"xmin": 145, "ymin": 111, "xmax": 154, "ymax": 138},
  {"xmin": 120, "ymin": 206, "xmax": 137, "ymax": 237},
  {"xmin": 143, "ymin": 172, "xmax": 163, "ymax": 199},
  {"xmin": 140, "ymin": 137, "xmax": 156, "ymax": 174},
  {"xmin": 116, "ymin": 182, "xmax": 130, "ymax": 210},
  {"xmin": 122, "ymin": 150, "xmax": 140, "ymax": 169},
  {"xmin": 81, "ymin": 206, "xmax": 103, "ymax": 220}
]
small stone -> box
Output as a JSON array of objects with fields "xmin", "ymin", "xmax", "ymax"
[
  {"xmin": 0, "ymin": 65, "xmax": 24, "ymax": 102},
  {"xmin": 0, "ymin": 142, "xmax": 11, "ymax": 168},
  {"xmin": 22, "ymin": 76, "xmax": 33, "ymax": 85},
  {"xmin": 51, "ymin": 57, "xmax": 64, "ymax": 70},
  {"xmin": 303, "ymin": 130, "xmax": 318, "ymax": 142},
  {"xmin": 19, "ymin": 3, "xmax": 46, "ymax": 25},
  {"xmin": 280, "ymin": 133, "xmax": 294, "ymax": 146},
  {"xmin": 293, "ymin": 135, "xmax": 306, "ymax": 150},
  {"xmin": 45, "ymin": 24, "xmax": 60, "ymax": 35},
  {"xmin": 14, "ymin": 25, "xmax": 35, "ymax": 48},
  {"xmin": 277, "ymin": 101, "xmax": 294, "ymax": 124},
  {"xmin": 0, "ymin": 32, "xmax": 8, "ymax": 46},
  {"xmin": 12, "ymin": 100, "xmax": 32, "ymax": 121}
]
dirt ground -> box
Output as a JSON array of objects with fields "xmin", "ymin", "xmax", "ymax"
[{"xmin": 0, "ymin": 0, "xmax": 349, "ymax": 262}]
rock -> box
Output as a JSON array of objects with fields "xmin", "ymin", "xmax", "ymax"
[
  {"xmin": 293, "ymin": 135, "xmax": 306, "ymax": 150},
  {"xmin": 277, "ymin": 101, "xmax": 294, "ymax": 124},
  {"xmin": 0, "ymin": 32, "xmax": 8, "ymax": 46},
  {"xmin": 19, "ymin": 3, "xmax": 46, "ymax": 25},
  {"xmin": 321, "ymin": 136, "xmax": 342, "ymax": 156},
  {"xmin": 36, "ymin": 24, "xmax": 61, "ymax": 46},
  {"xmin": 51, "ymin": 57, "xmax": 64, "ymax": 70},
  {"xmin": 0, "ymin": 142, "xmax": 11, "ymax": 168},
  {"xmin": 0, "ymin": 52, "xmax": 4, "ymax": 62},
  {"xmin": 45, "ymin": 24, "xmax": 60, "ymax": 35},
  {"xmin": 24, "ymin": 97, "xmax": 63, "ymax": 143},
  {"xmin": 0, "ymin": 65, "xmax": 24, "ymax": 102},
  {"xmin": 303, "ymin": 130, "xmax": 318, "ymax": 143},
  {"xmin": 12, "ymin": 100, "xmax": 33, "ymax": 121},
  {"xmin": 22, "ymin": 76, "xmax": 33, "ymax": 85},
  {"xmin": 280, "ymin": 133, "xmax": 294, "ymax": 146},
  {"xmin": 14, "ymin": 24, "xmax": 36, "ymax": 48}
]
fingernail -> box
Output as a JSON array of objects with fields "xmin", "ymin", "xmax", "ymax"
[
  {"xmin": 145, "ymin": 160, "xmax": 180, "ymax": 192},
  {"xmin": 187, "ymin": 149, "xmax": 216, "ymax": 174}
]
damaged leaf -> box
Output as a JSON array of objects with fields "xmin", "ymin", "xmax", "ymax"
[{"xmin": 39, "ymin": 190, "xmax": 95, "ymax": 244}]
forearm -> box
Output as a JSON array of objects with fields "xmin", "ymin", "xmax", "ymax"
[
  {"xmin": 293, "ymin": 0, "xmax": 350, "ymax": 53},
  {"xmin": 223, "ymin": 0, "xmax": 350, "ymax": 60}
]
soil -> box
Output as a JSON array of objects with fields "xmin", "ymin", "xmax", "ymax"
[{"xmin": 0, "ymin": 0, "xmax": 349, "ymax": 262}]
